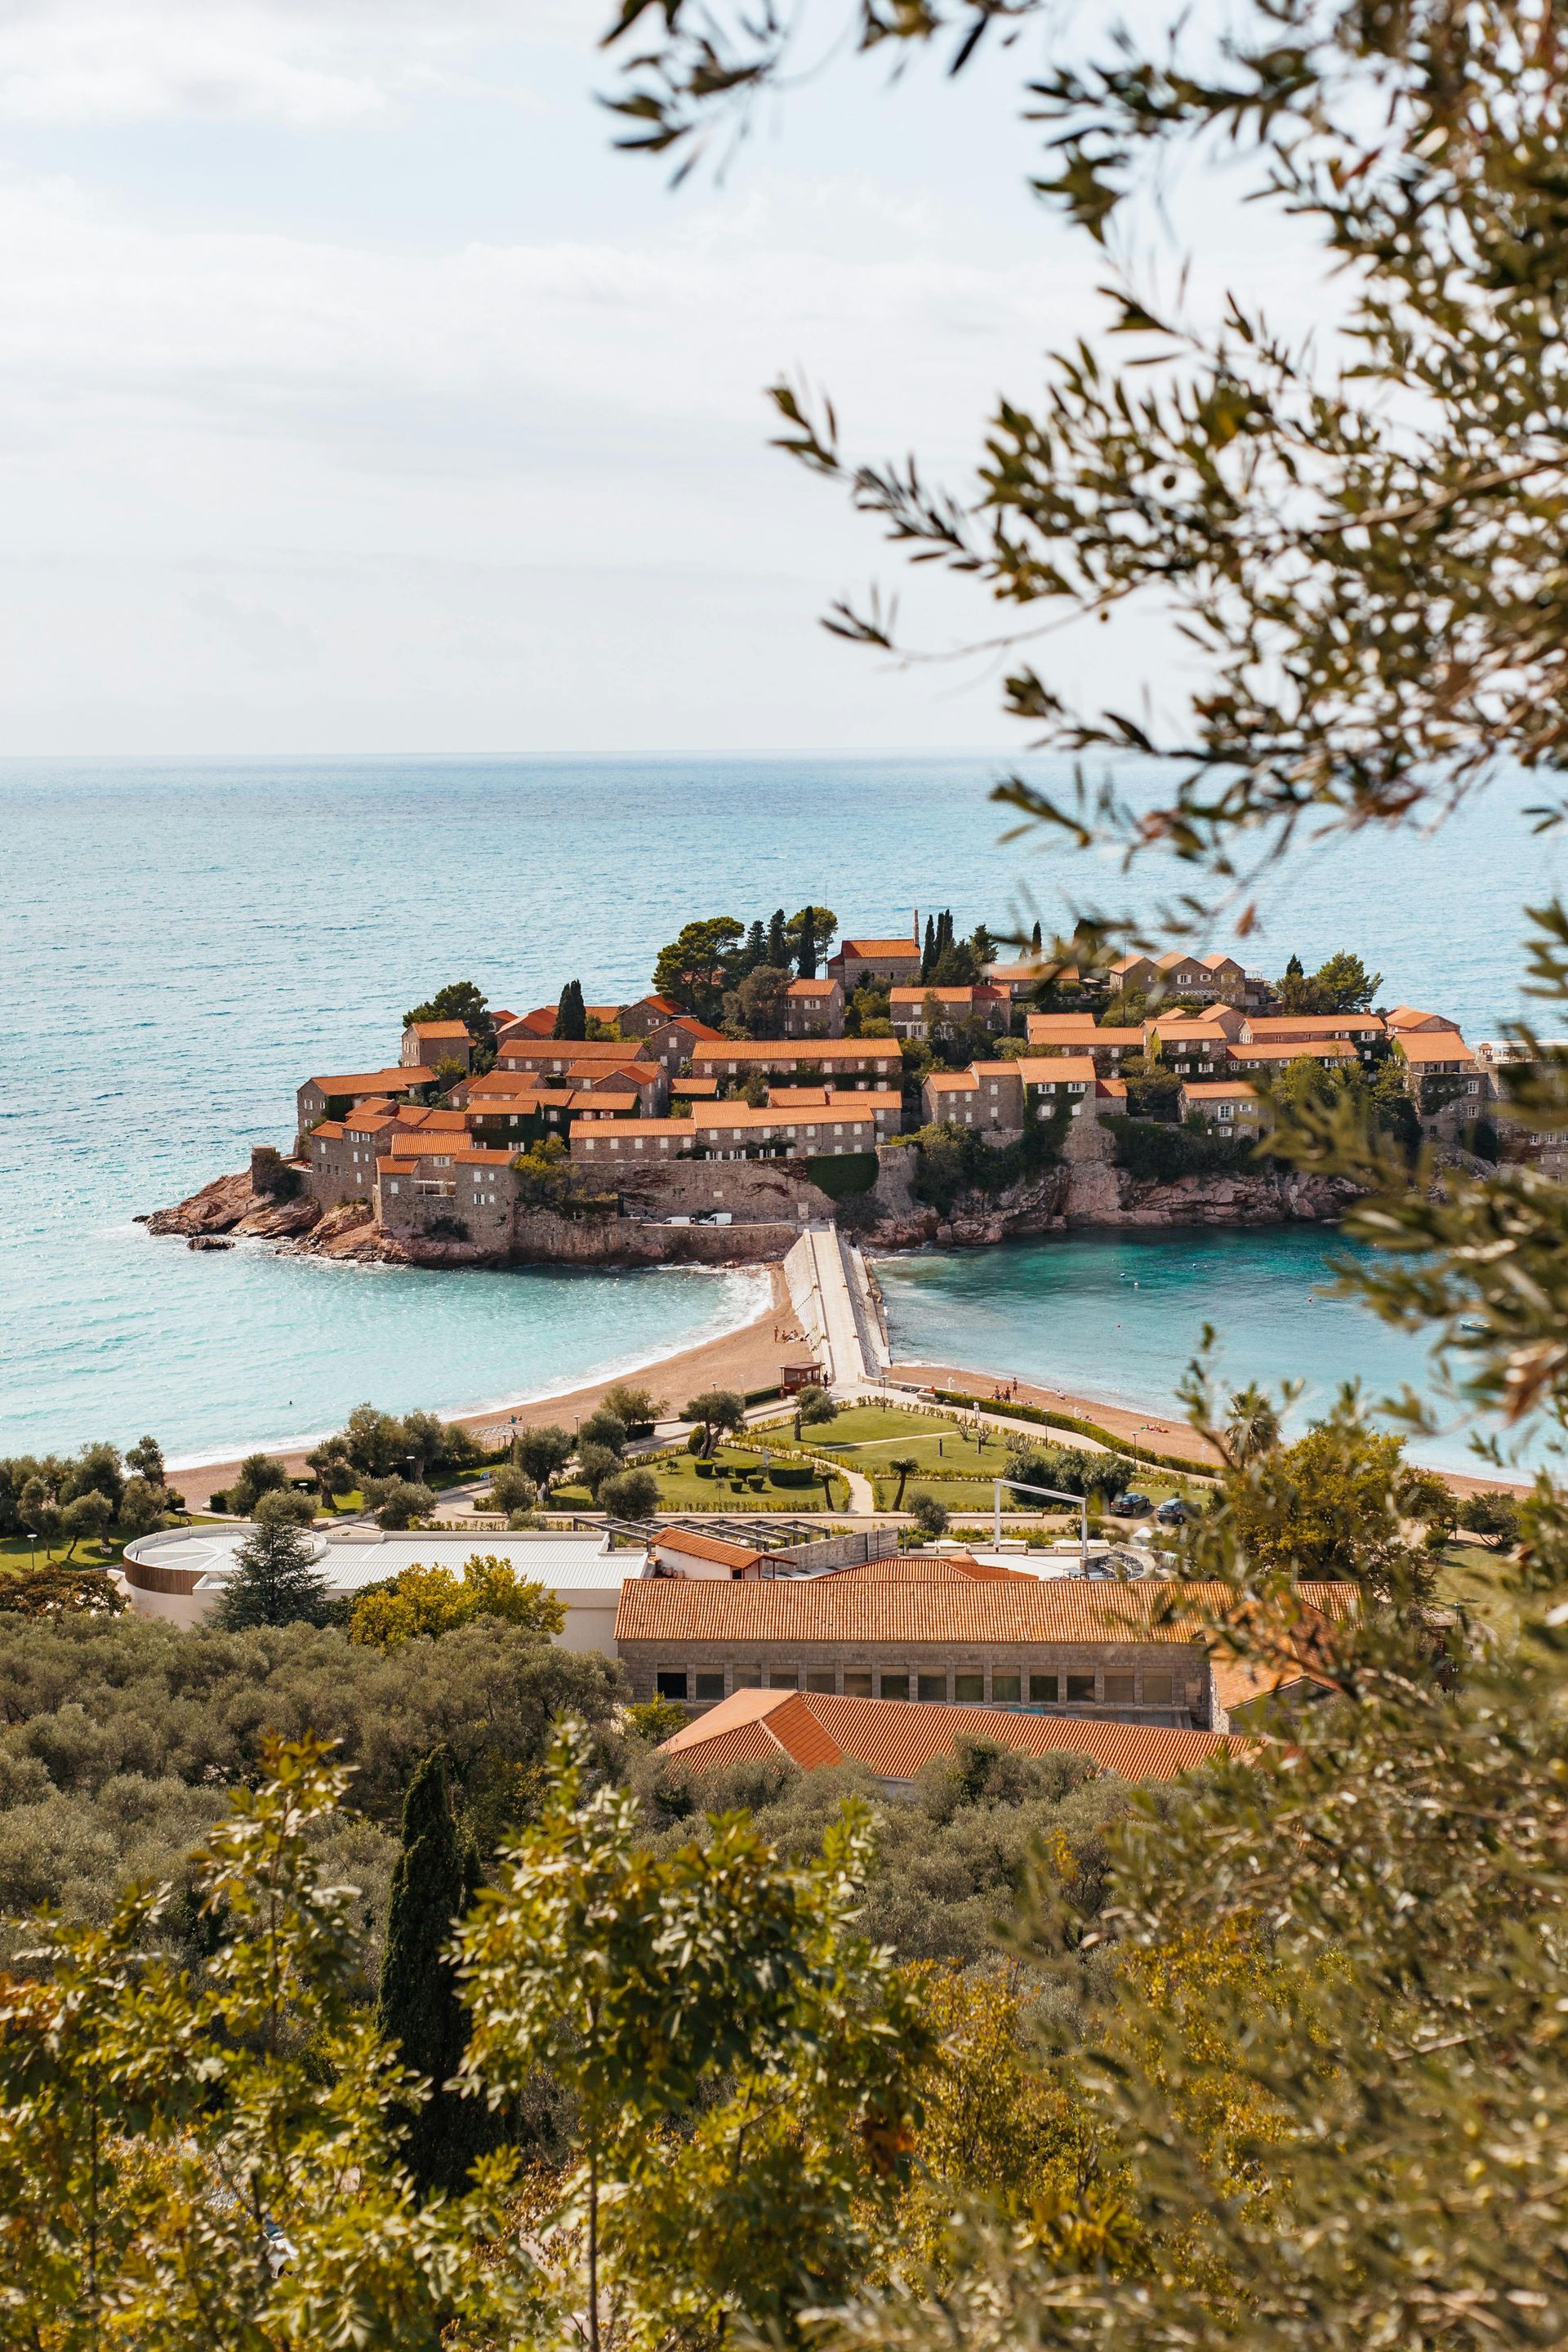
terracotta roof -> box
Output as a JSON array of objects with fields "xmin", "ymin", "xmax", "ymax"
[
  {"xmin": 307, "ymin": 1067, "xmax": 433, "ymax": 1094},
  {"xmin": 839, "ymin": 936, "xmax": 920, "ymax": 958},
  {"xmin": 659, "ymin": 1688, "xmax": 1247, "ymax": 1783},
  {"xmin": 1244, "ymin": 1014, "xmax": 1383, "ymax": 1038},
  {"xmin": 692, "ymin": 1102, "xmax": 876, "ymax": 1134},
  {"xmin": 653, "ymin": 1528, "xmax": 766, "ymax": 1572},
  {"xmin": 670, "ymin": 1077, "xmax": 720, "ymax": 1096},
  {"xmin": 890, "ymin": 985, "xmax": 1005, "ymax": 1006},
  {"xmin": 691, "ymin": 1038, "xmax": 899, "ymax": 1063},
  {"xmin": 501, "ymin": 1039, "xmax": 657, "ymax": 1063},
  {"xmin": 408, "ymin": 1019, "xmax": 470, "ymax": 1040},
  {"xmin": 1395, "ymin": 1032, "xmax": 1475, "ymax": 1064},
  {"xmin": 1384, "ymin": 1005, "xmax": 1462, "ymax": 1032},
  {"xmin": 820, "ymin": 1552, "xmax": 1040, "ymax": 1584},
  {"xmin": 768, "ymin": 1086, "xmax": 902, "ymax": 1112},
  {"xmin": 786, "ymin": 978, "xmax": 838, "ymax": 997},
  {"xmin": 1018, "ymin": 1055, "xmax": 1098, "ymax": 1083},
  {"xmin": 924, "ymin": 1071, "xmax": 982, "ymax": 1093},
  {"xmin": 615, "ymin": 1575, "xmax": 1348, "ymax": 1648},
  {"xmin": 1183, "ymin": 1081, "xmax": 1259, "ymax": 1101},
  {"xmin": 1227, "ymin": 1039, "xmax": 1357, "ymax": 1064},
  {"xmin": 500, "ymin": 1009, "xmax": 557, "ymax": 1038},
  {"xmin": 1025, "ymin": 1013, "xmax": 1099, "ymax": 1038}
]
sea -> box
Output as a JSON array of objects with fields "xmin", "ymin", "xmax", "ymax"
[{"xmin": 2, "ymin": 754, "xmax": 1559, "ymax": 1472}]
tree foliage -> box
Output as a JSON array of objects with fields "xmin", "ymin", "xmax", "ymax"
[{"xmin": 349, "ymin": 1555, "xmax": 565, "ymax": 1649}]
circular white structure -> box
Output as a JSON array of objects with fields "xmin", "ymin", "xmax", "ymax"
[{"xmin": 121, "ymin": 1525, "xmax": 647, "ymax": 1652}]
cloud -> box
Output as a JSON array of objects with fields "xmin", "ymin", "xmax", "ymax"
[{"xmin": 0, "ymin": 0, "xmax": 530, "ymax": 125}]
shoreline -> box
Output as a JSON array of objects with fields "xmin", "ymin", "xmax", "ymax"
[
  {"xmin": 170, "ymin": 1265, "xmax": 796, "ymax": 1511},
  {"xmin": 162, "ymin": 1261, "xmax": 774, "ymax": 1476}
]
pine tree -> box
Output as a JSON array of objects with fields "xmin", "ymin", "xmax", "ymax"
[
  {"xmin": 214, "ymin": 1519, "xmax": 330, "ymax": 1629},
  {"xmin": 741, "ymin": 919, "xmax": 766, "ymax": 974},
  {"xmin": 766, "ymin": 907, "xmax": 789, "ymax": 969},
  {"xmin": 376, "ymin": 1748, "xmax": 492, "ymax": 2199},
  {"xmin": 554, "ymin": 981, "xmax": 586, "ymax": 1041},
  {"xmin": 921, "ymin": 915, "xmax": 936, "ymax": 982},
  {"xmin": 795, "ymin": 906, "xmax": 817, "ymax": 978}
]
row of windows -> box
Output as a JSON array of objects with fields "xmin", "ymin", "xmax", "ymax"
[{"xmin": 657, "ymin": 1666, "xmax": 1178, "ymax": 1707}]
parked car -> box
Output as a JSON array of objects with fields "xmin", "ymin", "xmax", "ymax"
[
  {"xmin": 1111, "ymin": 1491, "xmax": 1152, "ymax": 1517},
  {"xmin": 1155, "ymin": 1497, "xmax": 1188, "ymax": 1526}
]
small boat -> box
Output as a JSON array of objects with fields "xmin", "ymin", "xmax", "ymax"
[{"xmin": 1459, "ymin": 1319, "xmax": 1488, "ymax": 1332}]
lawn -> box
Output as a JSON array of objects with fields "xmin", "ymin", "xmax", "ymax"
[
  {"xmin": 1434, "ymin": 1539, "xmax": 1521, "ymax": 1636},
  {"xmin": 553, "ymin": 1441, "xmax": 845, "ymax": 1515},
  {"xmin": 783, "ymin": 1404, "xmax": 1200, "ymax": 1515}
]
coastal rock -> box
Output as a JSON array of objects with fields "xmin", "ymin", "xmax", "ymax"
[
  {"xmin": 188, "ymin": 1234, "xmax": 234, "ymax": 1251},
  {"xmin": 146, "ymin": 1171, "xmax": 255, "ymax": 1236}
]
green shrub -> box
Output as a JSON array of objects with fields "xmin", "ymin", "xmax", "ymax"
[
  {"xmin": 804, "ymin": 1151, "xmax": 880, "ymax": 1200},
  {"xmin": 1111, "ymin": 1118, "xmax": 1260, "ymax": 1183}
]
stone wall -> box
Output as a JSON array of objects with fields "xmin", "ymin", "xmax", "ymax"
[
  {"xmin": 618, "ymin": 1635, "xmax": 1212, "ymax": 1725},
  {"xmin": 616, "ymin": 1156, "xmax": 840, "ymax": 1225}
]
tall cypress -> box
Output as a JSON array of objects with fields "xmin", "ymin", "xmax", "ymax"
[
  {"xmin": 766, "ymin": 906, "xmax": 789, "ymax": 969},
  {"xmin": 554, "ymin": 981, "xmax": 586, "ymax": 1040},
  {"xmin": 376, "ymin": 1749, "xmax": 491, "ymax": 2199},
  {"xmin": 796, "ymin": 907, "xmax": 817, "ymax": 979},
  {"xmin": 921, "ymin": 915, "xmax": 936, "ymax": 982},
  {"xmin": 1031, "ymin": 919, "xmax": 1043, "ymax": 952}
]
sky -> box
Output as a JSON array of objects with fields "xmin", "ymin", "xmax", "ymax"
[{"xmin": 0, "ymin": 0, "xmax": 1321, "ymax": 754}]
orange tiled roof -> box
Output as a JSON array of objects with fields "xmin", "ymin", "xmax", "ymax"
[
  {"xmin": 501, "ymin": 1038, "xmax": 657, "ymax": 1063},
  {"xmin": 786, "ymin": 978, "xmax": 838, "ymax": 997},
  {"xmin": 1245, "ymin": 1014, "xmax": 1383, "ymax": 1038},
  {"xmin": 615, "ymin": 1575, "xmax": 1350, "ymax": 1648},
  {"xmin": 840, "ymin": 936, "xmax": 920, "ymax": 958},
  {"xmin": 1183, "ymin": 1081, "xmax": 1259, "ymax": 1100},
  {"xmin": 408, "ymin": 1019, "xmax": 470, "ymax": 1040},
  {"xmin": 660, "ymin": 1688, "xmax": 1247, "ymax": 1783},
  {"xmin": 653, "ymin": 1528, "xmax": 767, "ymax": 1572},
  {"xmin": 691, "ymin": 1037, "xmax": 898, "ymax": 1062},
  {"xmin": 1016, "ymin": 1056, "xmax": 1098, "ymax": 1083},
  {"xmin": 1384, "ymin": 1004, "xmax": 1462, "ymax": 1031},
  {"xmin": 308, "ymin": 1067, "xmax": 433, "ymax": 1094},
  {"xmin": 1395, "ymin": 1032, "xmax": 1474, "ymax": 1064},
  {"xmin": 820, "ymin": 1552, "xmax": 1040, "ymax": 1584}
]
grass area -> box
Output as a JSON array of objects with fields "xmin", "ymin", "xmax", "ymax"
[
  {"xmin": 784, "ymin": 1403, "xmax": 1201, "ymax": 1516},
  {"xmin": 1434, "ymin": 1539, "xmax": 1521, "ymax": 1636},
  {"xmin": 554, "ymin": 1441, "xmax": 845, "ymax": 1515}
]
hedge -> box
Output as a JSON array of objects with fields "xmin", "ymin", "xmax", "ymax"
[
  {"xmin": 931, "ymin": 1389, "xmax": 1214, "ymax": 1479},
  {"xmin": 805, "ymin": 1152, "xmax": 880, "ymax": 1200}
]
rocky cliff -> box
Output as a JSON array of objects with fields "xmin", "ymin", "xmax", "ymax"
[{"xmin": 145, "ymin": 1143, "xmax": 1363, "ymax": 1272}]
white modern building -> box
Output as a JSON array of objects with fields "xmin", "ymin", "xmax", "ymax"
[{"xmin": 120, "ymin": 1525, "xmax": 646, "ymax": 1652}]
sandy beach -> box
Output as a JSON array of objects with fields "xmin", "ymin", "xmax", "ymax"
[
  {"xmin": 168, "ymin": 1270, "xmax": 1527, "ymax": 1512},
  {"xmin": 173, "ymin": 1264, "xmax": 797, "ymax": 1511}
]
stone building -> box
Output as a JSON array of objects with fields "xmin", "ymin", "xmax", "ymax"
[{"xmin": 613, "ymin": 1558, "xmax": 1353, "ymax": 1732}]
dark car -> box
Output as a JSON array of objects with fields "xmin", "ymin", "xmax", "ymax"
[
  {"xmin": 1111, "ymin": 1491, "xmax": 1152, "ymax": 1517},
  {"xmin": 1155, "ymin": 1497, "xmax": 1189, "ymax": 1526}
]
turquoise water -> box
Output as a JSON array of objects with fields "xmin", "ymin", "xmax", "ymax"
[
  {"xmin": 875, "ymin": 1229, "xmax": 1506, "ymax": 1477},
  {"xmin": 2, "ymin": 754, "xmax": 1560, "ymax": 1463}
]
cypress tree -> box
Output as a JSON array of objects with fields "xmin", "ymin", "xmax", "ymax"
[
  {"xmin": 766, "ymin": 906, "xmax": 789, "ymax": 969},
  {"xmin": 1031, "ymin": 919, "xmax": 1043, "ymax": 952},
  {"xmin": 921, "ymin": 915, "xmax": 936, "ymax": 981},
  {"xmin": 554, "ymin": 981, "xmax": 586, "ymax": 1040},
  {"xmin": 376, "ymin": 1748, "xmax": 492, "ymax": 2199},
  {"xmin": 796, "ymin": 906, "xmax": 818, "ymax": 978}
]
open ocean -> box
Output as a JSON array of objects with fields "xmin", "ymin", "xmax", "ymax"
[{"xmin": 1, "ymin": 753, "xmax": 1557, "ymax": 1470}]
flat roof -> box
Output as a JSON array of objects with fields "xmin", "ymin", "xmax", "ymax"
[{"xmin": 127, "ymin": 1526, "xmax": 646, "ymax": 1595}]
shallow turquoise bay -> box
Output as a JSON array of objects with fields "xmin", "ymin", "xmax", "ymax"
[
  {"xmin": 2, "ymin": 753, "xmax": 1558, "ymax": 1464},
  {"xmin": 875, "ymin": 1230, "xmax": 1510, "ymax": 1477}
]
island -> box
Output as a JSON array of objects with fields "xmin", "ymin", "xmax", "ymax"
[{"xmin": 147, "ymin": 906, "xmax": 1540, "ymax": 1267}]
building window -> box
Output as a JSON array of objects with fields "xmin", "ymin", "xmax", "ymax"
[
  {"xmin": 1102, "ymin": 1673, "xmax": 1136, "ymax": 1704},
  {"xmin": 1143, "ymin": 1671, "xmax": 1173, "ymax": 1704},
  {"xmin": 880, "ymin": 1673, "xmax": 911, "ymax": 1701},
  {"xmin": 656, "ymin": 1671, "xmax": 688, "ymax": 1701},
  {"xmin": 842, "ymin": 1670, "xmax": 873, "ymax": 1697},
  {"xmin": 1029, "ymin": 1673, "xmax": 1058, "ymax": 1703},
  {"xmin": 733, "ymin": 1667, "xmax": 762, "ymax": 1688},
  {"xmin": 693, "ymin": 1672, "xmax": 725, "ymax": 1702},
  {"xmin": 953, "ymin": 1673, "xmax": 984, "ymax": 1704},
  {"xmin": 1066, "ymin": 1673, "xmax": 1096, "ymax": 1704},
  {"xmin": 916, "ymin": 1673, "xmax": 947, "ymax": 1702},
  {"xmin": 805, "ymin": 1671, "xmax": 835, "ymax": 1693},
  {"xmin": 991, "ymin": 1672, "xmax": 1021, "ymax": 1704},
  {"xmin": 766, "ymin": 1668, "xmax": 797, "ymax": 1689}
]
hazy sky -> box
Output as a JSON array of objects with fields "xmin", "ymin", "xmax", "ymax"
[{"xmin": 0, "ymin": 0, "xmax": 1312, "ymax": 753}]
